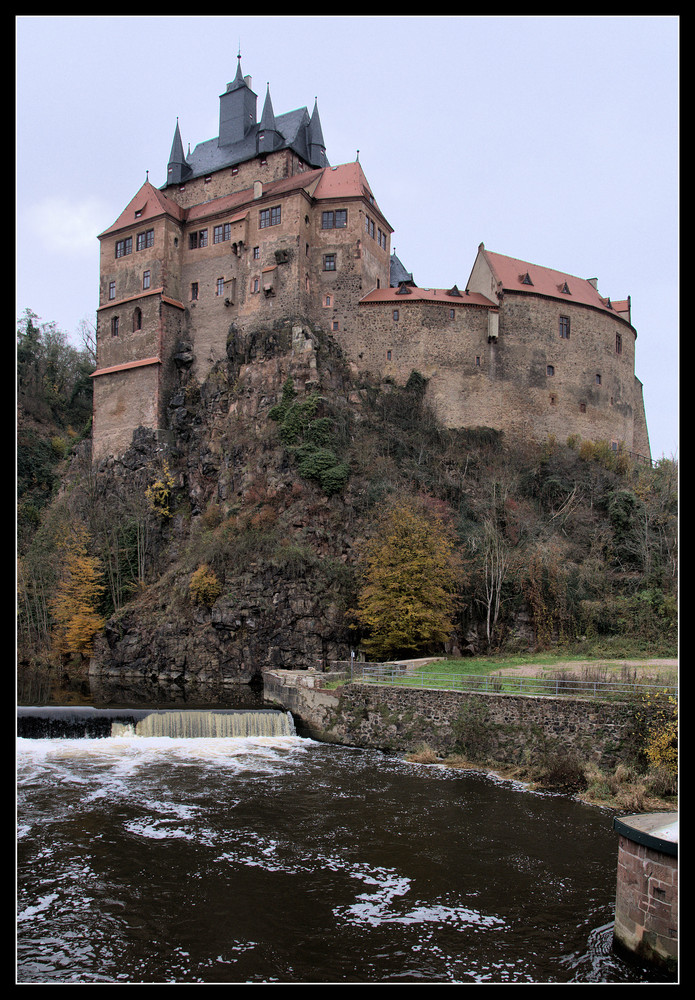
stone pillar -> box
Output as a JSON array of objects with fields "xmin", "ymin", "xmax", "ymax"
[{"xmin": 613, "ymin": 812, "xmax": 678, "ymax": 974}]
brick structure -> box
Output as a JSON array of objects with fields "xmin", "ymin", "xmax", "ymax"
[
  {"xmin": 612, "ymin": 813, "xmax": 678, "ymax": 972},
  {"xmin": 91, "ymin": 56, "xmax": 651, "ymax": 464}
]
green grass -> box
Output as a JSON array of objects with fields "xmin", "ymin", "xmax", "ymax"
[
  {"xmin": 415, "ymin": 653, "xmax": 599, "ymax": 676},
  {"xmin": 352, "ymin": 653, "xmax": 677, "ymax": 701}
]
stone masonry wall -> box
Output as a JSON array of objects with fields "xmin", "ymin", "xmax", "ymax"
[
  {"xmin": 614, "ymin": 833, "xmax": 678, "ymax": 969},
  {"xmin": 263, "ymin": 672, "xmax": 638, "ymax": 771}
]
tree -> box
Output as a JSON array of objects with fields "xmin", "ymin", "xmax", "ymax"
[
  {"xmin": 50, "ymin": 525, "xmax": 105, "ymax": 657},
  {"xmin": 353, "ymin": 498, "xmax": 460, "ymax": 659}
]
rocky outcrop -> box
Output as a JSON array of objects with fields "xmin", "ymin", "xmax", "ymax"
[{"xmin": 89, "ymin": 320, "xmax": 361, "ymax": 699}]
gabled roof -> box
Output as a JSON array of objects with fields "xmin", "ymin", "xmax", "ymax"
[
  {"xmin": 477, "ymin": 246, "xmax": 629, "ymax": 318},
  {"xmin": 312, "ymin": 161, "xmax": 390, "ymax": 226},
  {"xmin": 98, "ymin": 180, "xmax": 185, "ymax": 238}
]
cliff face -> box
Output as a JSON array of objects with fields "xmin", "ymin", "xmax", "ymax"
[{"xmin": 90, "ymin": 320, "xmax": 366, "ymax": 703}]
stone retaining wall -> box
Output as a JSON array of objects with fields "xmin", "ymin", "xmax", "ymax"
[{"xmin": 263, "ymin": 670, "xmax": 639, "ymax": 770}]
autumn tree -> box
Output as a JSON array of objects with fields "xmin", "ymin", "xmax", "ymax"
[
  {"xmin": 50, "ymin": 525, "xmax": 105, "ymax": 657},
  {"xmin": 353, "ymin": 498, "xmax": 460, "ymax": 659}
]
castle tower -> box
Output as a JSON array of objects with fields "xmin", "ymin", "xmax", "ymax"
[
  {"xmin": 257, "ymin": 85, "xmax": 282, "ymax": 156},
  {"xmin": 167, "ymin": 119, "xmax": 191, "ymax": 186},
  {"xmin": 218, "ymin": 54, "xmax": 257, "ymax": 147}
]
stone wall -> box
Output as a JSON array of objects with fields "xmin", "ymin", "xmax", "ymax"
[
  {"xmin": 263, "ymin": 671, "xmax": 639, "ymax": 771},
  {"xmin": 613, "ymin": 818, "xmax": 678, "ymax": 971}
]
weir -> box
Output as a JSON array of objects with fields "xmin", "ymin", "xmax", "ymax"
[{"xmin": 17, "ymin": 706, "xmax": 296, "ymax": 740}]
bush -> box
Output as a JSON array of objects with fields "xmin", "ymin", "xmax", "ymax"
[{"xmin": 189, "ymin": 564, "xmax": 222, "ymax": 607}]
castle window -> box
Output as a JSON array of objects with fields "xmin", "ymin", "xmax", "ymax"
[
  {"xmin": 232, "ymin": 166, "xmax": 238, "ymax": 175},
  {"xmin": 387, "ymin": 350, "xmax": 392, "ymax": 361},
  {"xmin": 595, "ymin": 373, "xmax": 602, "ymax": 385},
  {"xmin": 253, "ymin": 246, "xmax": 260, "ymax": 259},
  {"xmin": 324, "ymin": 295, "xmax": 331, "ymax": 307},
  {"xmin": 143, "ymin": 270, "xmax": 150, "ymax": 290},
  {"xmin": 476, "ymin": 356, "xmax": 481, "ymax": 366},
  {"xmin": 189, "ymin": 229, "xmax": 207, "ymax": 249},
  {"xmin": 204, "ymin": 175, "xmax": 212, "ymax": 184},
  {"xmin": 136, "ymin": 229, "xmax": 154, "ymax": 251},
  {"xmin": 133, "ymin": 308, "xmax": 142, "ymax": 332},
  {"xmin": 191, "ymin": 282, "xmax": 198, "ymax": 301},
  {"xmin": 259, "ymin": 206, "xmax": 281, "ymax": 228},
  {"xmin": 365, "ymin": 215, "xmax": 375, "ymax": 238},
  {"xmin": 252, "ymin": 277, "xmax": 260, "ymax": 293},
  {"xmin": 214, "ymin": 223, "xmax": 231, "ymax": 244},
  {"xmin": 392, "ymin": 309, "xmax": 399, "ymax": 321},
  {"xmin": 549, "ymin": 394, "xmax": 556, "ymax": 405},
  {"xmin": 332, "ymin": 321, "xmax": 340, "ymax": 332},
  {"xmin": 323, "ymin": 254, "xmax": 336, "ymax": 271},
  {"xmin": 615, "ymin": 332, "xmax": 623, "ymax": 354},
  {"xmin": 108, "ymin": 281, "xmax": 115, "ymax": 300},
  {"xmin": 546, "ymin": 365, "xmax": 555, "ymax": 376},
  {"xmin": 111, "ymin": 316, "xmax": 119, "ymax": 337},
  {"xmin": 559, "ymin": 315, "xmax": 570, "ymax": 339},
  {"xmin": 115, "ymin": 237, "xmax": 132, "ymax": 258},
  {"xmin": 322, "ymin": 210, "xmax": 347, "ymax": 229},
  {"xmin": 580, "ymin": 402, "xmax": 587, "ymax": 413},
  {"xmin": 216, "ymin": 277, "xmax": 224, "ymax": 296},
  {"xmin": 189, "ymin": 229, "xmax": 208, "ymax": 249},
  {"xmin": 449, "ymin": 309, "xmax": 455, "ymax": 319}
]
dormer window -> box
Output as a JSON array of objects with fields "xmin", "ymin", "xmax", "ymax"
[
  {"xmin": 559, "ymin": 281, "xmax": 571, "ymax": 294},
  {"xmin": 520, "ymin": 272, "xmax": 533, "ymax": 285}
]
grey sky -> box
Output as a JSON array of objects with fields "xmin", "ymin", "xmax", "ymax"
[{"xmin": 16, "ymin": 15, "xmax": 678, "ymax": 459}]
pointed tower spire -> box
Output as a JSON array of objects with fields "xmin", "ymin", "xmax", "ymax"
[
  {"xmin": 257, "ymin": 83, "xmax": 281, "ymax": 155},
  {"xmin": 308, "ymin": 97, "xmax": 327, "ymax": 167},
  {"xmin": 219, "ymin": 54, "xmax": 257, "ymax": 146},
  {"xmin": 167, "ymin": 118, "xmax": 191, "ymax": 186}
]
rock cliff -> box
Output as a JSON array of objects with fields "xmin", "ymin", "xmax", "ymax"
[{"xmin": 89, "ymin": 319, "xmax": 370, "ymax": 702}]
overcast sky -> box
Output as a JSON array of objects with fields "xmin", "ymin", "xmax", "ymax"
[{"xmin": 16, "ymin": 15, "xmax": 679, "ymax": 460}]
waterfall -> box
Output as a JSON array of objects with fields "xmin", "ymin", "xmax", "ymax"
[
  {"xmin": 111, "ymin": 710, "xmax": 296, "ymax": 739},
  {"xmin": 17, "ymin": 707, "xmax": 296, "ymax": 740}
]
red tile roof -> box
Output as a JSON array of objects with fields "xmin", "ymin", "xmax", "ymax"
[
  {"xmin": 361, "ymin": 286, "xmax": 496, "ymax": 307},
  {"xmin": 98, "ymin": 181, "xmax": 184, "ymax": 237},
  {"xmin": 480, "ymin": 248, "xmax": 627, "ymax": 316}
]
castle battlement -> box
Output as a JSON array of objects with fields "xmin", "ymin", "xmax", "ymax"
[{"xmin": 91, "ymin": 58, "xmax": 650, "ymax": 464}]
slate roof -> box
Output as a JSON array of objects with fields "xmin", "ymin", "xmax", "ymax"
[{"xmin": 389, "ymin": 252, "xmax": 414, "ymax": 287}]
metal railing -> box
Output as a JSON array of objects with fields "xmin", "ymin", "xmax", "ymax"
[{"xmin": 348, "ymin": 662, "xmax": 677, "ymax": 702}]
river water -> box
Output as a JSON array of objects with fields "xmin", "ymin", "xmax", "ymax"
[{"xmin": 17, "ymin": 718, "xmax": 665, "ymax": 984}]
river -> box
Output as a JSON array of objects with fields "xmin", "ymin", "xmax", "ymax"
[{"xmin": 16, "ymin": 715, "xmax": 666, "ymax": 984}]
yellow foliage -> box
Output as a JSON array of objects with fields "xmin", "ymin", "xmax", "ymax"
[
  {"xmin": 50, "ymin": 525, "xmax": 105, "ymax": 656},
  {"xmin": 642, "ymin": 693, "xmax": 678, "ymax": 775},
  {"xmin": 354, "ymin": 498, "xmax": 460, "ymax": 659},
  {"xmin": 145, "ymin": 460, "xmax": 175, "ymax": 518},
  {"xmin": 189, "ymin": 564, "xmax": 222, "ymax": 607}
]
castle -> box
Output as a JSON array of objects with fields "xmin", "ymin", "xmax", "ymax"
[{"xmin": 92, "ymin": 56, "xmax": 651, "ymax": 463}]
